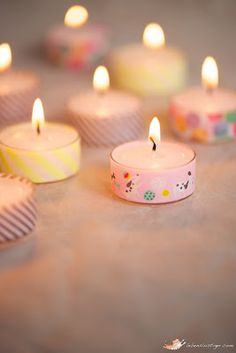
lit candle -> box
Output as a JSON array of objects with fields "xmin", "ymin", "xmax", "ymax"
[
  {"xmin": 109, "ymin": 23, "xmax": 187, "ymax": 96},
  {"xmin": 170, "ymin": 56, "xmax": 236, "ymax": 142},
  {"xmin": 0, "ymin": 98, "xmax": 80, "ymax": 183},
  {"xmin": 44, "ymin": 5, "xmax": 109, "ymax": 70},
  {"xmin": 0, "ymin": 173, "xmax": 37, "ymax": 244},
  {"xmin": 0, "ymin": 43, "xmax": 39, "ymax": 125},
  {"xmin": 110, "ymin": 117, "xmax": 196, "ymax": 204},
  {"xmin": 67, "ymin": 65, "xmax": 144, "ymax": 147}
]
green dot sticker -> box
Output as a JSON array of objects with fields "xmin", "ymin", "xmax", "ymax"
[
  {"xmin": 144, "ymin": 190, "xmax": 156, "ymax": 201},
  {"xmin": 226, "ymin": 111, "xmax": 236, "ymax": 123}
]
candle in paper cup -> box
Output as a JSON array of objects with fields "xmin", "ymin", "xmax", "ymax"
[
  {"xmin": 0, "ymin": 98, "xmax": 80, "ymax": 183},
  {"xmin": 169, "ymin": 56, "xmax": 236, "ymax": 142},
  {"xmin": 109, "ymin": 23, "xmax": 187, "ymax": 97},
  {"xmin": 110, "ymin": 117, "xmax": 196, "ymax": 204},
  {"xmin": 0, "ymin": 43, "xmax": 39, "ymax": 126},
  {"xmin": 44, "ymin": 5, "xmax": 109, "ymax": 70},
  {"xmin": 68, "ymin": 65, "xmax": 144, "ymax": 147}
]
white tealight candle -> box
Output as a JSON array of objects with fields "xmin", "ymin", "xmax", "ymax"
[
  {"xmin": 109, "ymin": 23, "xmax": 187, "ymax": 96},
  {"xmin": 110, "ymin": 117, "xmax": 196, "ymax": 204},
  {"xmin": 0, "ymin": 43, "xmax": 39, "ymax": 125},
  {"xmin": 44, "ymin": 5, "xmax": 109, "ymax": 70},
  {"xmin": 0, "ymin": 173, "xmax": 37, "ymax": 244},
  {"xmin": 68, "ymin": 66, "xmax": 144, "ymax": 147},
  {"xmin": 170, "ymin": 56, "xmax": 236, "ymax": 142},
  {"xmin": 0, "ymin": 99, "xmax": 80, "ymax": 183}
]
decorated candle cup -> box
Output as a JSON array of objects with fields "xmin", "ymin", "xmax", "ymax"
[
  {"xmin": 0, "ymin": 99, "xmax": 80, "ymax": 183},
  {"xmin": 109, "ymin": 23, "xmax": 187, "ymax": 97},
  {"xmin": 169, "ymin": 56, "xmax": 236, "ymax": 142},
  {"xmin": 0, "ymin": 43, "xmax": 39, "ymax": 126},
  {"xmin": 110, "ymin": 117, "xmax": 196, "ymax": 204},
  {"xmin": 44, "ymin": 5, "xmax": 109, "ymax": 70},
  {"xmin": 68, "ymin": 65, "xmax": 144, "ymax": 147},
  {"xmin": 0, "ymin": 173, "xmax": 37, "ymax": 245}
]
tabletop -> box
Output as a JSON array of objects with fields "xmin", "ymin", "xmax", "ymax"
[{"xmin": 0, "ymin": 1, "xmax": 235, "ymax": 352}]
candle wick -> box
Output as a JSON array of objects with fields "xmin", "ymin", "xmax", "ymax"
[
  {"xmin": 98, "ymin": 90, "xmax": 105, "ymax": 98},
  {"xmin": 150, "ymin": 137, "xmax": 157, "ymax": 151},
  {"xmin": 206, "ymin": 86, "xmax": 214, "ymax": 95},
  {"xmin": 37, "ymin": 122, "xmax": 41, "ymax": 135}
]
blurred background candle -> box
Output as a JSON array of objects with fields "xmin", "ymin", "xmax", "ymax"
[
  {"xmin": 0, "ymin": 98, "xmax": 80, "ymax": 183},
  {"xmin": 44, "ymin": 4, "xmax": 110, "ymax": 70},
  {"xmin": 109, "ymin": 22, "xmax": 187, "ymax": 97},
  {"xmin": 110, "ymin": 116, "xmax": 196, "ymax": 204},
  {"xmin": 169, "ymin": 56, "xmax": 236, "ymax": 142},
  {"xmin": 0, "ymin": 43, "xmax": 39, "ymax": 126},
  {"xmin": 67, "ymin": 65, "xmax": 144, "ymax": 147},
  {"xmin": 0, "ymin": 173, "xmax": 37, "ymax": 245}
]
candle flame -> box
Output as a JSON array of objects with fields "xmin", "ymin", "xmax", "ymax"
[
  {"xmin": 149, "ymin": 117, "xmax": 161, "ymax": 150},
  {"xmin": 201, "ymin": 56, "xmax": 219, "ymax": 90},
  {"xmin": 143, "ymin": 23, "xmax": 165, "ymax": 49},
  {"xmin": 93, "ymin": 65, "xmax": 110, "ymax": 93},
  {"xmin": 64, "ymin": 5, "xmax": 88, "ymax": 28},
  {"xmin": 32, "ymin": 98, "xmax": 45, "ymax": 134},
  {"xmin": 0, "ymin": 43, "xmax": 12, "ymax": 72}
]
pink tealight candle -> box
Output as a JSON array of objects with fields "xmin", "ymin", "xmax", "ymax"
[
  {"xmin": 0, "ymin": 43, "xmax": 39, "ymax": 126},
  {"xmin": 110, "ymin": 117, "xmax": 196, "ymax": 204},
  {"xmin": 169, "ymin": 56, "xmax": 236, "ymax": 142},
  {"xmin": 68, "ymin": 65, "xmax": 144, "ymax": 147},
  {"xmin": 44, "ymin": 5, "xmax": 109, "ymax": 70}
]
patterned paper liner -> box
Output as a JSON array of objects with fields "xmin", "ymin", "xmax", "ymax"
[
  {"xmin": 0, "ymin": 136, "xmax": 81, "ymax": 184},
  {"xmin": 110, "ymin": 147, "xmax": 196, "ymax": 204},
  {"xmin": 0, "ymin": 173, "xmax": 37, "ymax": 245},
  {"xmin": 44, "ymin": 25, "xmax": 109, "ymax": 70},
  {"xmin": 0, "ymin": 71, "xmax": 39, "ymax": 126},
  {"xmin": 169, "ymin": 101, "xmax": 236, "ymax": 143},
  {"xmin": 69, "ymin": 108, "xmax": 144, "ymax": 147}
]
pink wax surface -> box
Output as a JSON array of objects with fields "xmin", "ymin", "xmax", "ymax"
[
  {"xmin": 0, "ymin": 175, "xmax": 32, "ymax": 211},
  {"xmin": 0, "ymin": 70, "xmax": 38, "ymax": 95},
  {"xmin": 68, "ymin": 90, "xmax": 141, "ymax": 119},
  {"xmin": 46, "ymin": 23, "xmax": 108, "ymax": 45},
  {"xmin": 111, "ymin": 141, "xmax": 195, "ymax": 170},
  {"xmin": 172, "ymin": 86, "xmax": 236, "ymax": 114}
]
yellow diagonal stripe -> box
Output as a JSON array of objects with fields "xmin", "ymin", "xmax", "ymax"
[
  {"xmin": 53, "ymin": 148, "xmax": 78, "ymax": 173},
  {"xmin": 3, "ymin": 148, "xmax": 41, "ymax": 181},
  {"xmin": 27, "ymin": 150, "xmax": 66, "ymax": 180},
  {"xmin": 0, "ymin": 151, "xmax": 12, "ymax": 173}
]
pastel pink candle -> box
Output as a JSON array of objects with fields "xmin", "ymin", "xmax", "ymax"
[
  {"xmin": 110, "ymin": 117, "xmax": 196, "ymax": 204},
  {"xmin": 68, "ymin": 66, "xmax": 144, "ymax": 147},
  {"xmin": 0, "ymin": 43, "xmax": 39, "ymax": 126},
  {"xmin": 170, "ymin": 56, "xmax": 236, "ymax": 142},
  {"xmin": 44, "ymin": 5, "xmax": 109, "ymax": 70}
]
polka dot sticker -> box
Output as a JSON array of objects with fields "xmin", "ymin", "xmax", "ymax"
[
  {"xmin": 214, "ymin": 121, "xmax": 228, "ymax": 136},
  {"xmin": 192, "ymin": 128, "xmax": 208, "ymax": 141},
  {"xmin": 175, "ymin": 115, "xmax": 187, "ymax": 132},
  {"xmin": 186, "ymin": 113, "xmax": 200, "ymax": 129},
  {"xmin": 162, "ymin": 189, "xmax": 170, "ymax": 197},
  {"xmin": 144, "ymin": 191, "xmax": 156, "ymax": 201},
  {"xmin": 226, "ymin": 111, "xmax": 236, "ymax": 123},
  {"xmin": 208, "ymin": 113, "xmax": 222, "ymax": 122},
  {"xmin": 124, "ymin": 172, "xmax": 131, "ymax": 180}
]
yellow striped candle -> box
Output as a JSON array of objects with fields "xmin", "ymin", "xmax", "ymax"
[
  {"xmin": 109, "ymin": 23, "xmax": 187, "ymax": 97},
  {"xmin": 0, "ymin": 99, "xmax": 80, "ymax": 183}
]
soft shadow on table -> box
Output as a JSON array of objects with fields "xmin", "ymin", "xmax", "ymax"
[{"xmin": 0, "ymin": 236, "xmax": 36, "ymax": 271}]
